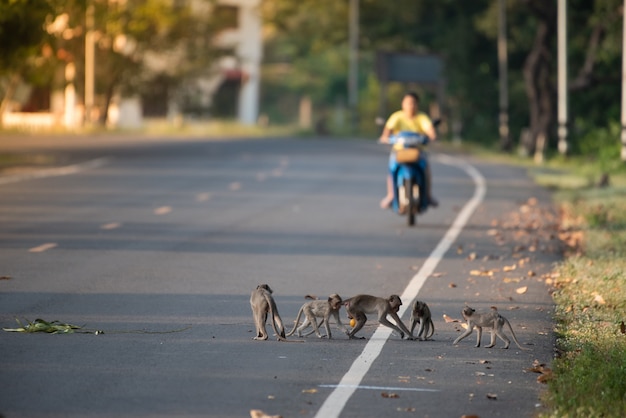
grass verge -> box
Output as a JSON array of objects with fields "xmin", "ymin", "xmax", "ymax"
[{"xmin": 529, "ymin": 163, "xmax": 626, "ymax": 417}]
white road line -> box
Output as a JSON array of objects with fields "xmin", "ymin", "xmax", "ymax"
[
  {"xmin": 318, "ymin": 385, "xmax": 439, "ymax": 393},
  {"xmin": 314, "ymin": 154, "xmax": 486, "ymax": 418},
  {"xmin": 0, "ymin": 157, "xmax": 110, "ymax": 186}
]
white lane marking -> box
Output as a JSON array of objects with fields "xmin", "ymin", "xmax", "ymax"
[
  {"xmin": 29, "ymin": 243, "xmax": 58, "ymax": 253},
  {"xmin": 318, "ymin": 385, "xmax": 439, "ymax": 393},
  {"xmin": 0, "ymin": 158, "xmax": 109, "ymax": 186},
  {"xmin": 314, "ymin": 154, "xmax": 486, "ymax": 418}
]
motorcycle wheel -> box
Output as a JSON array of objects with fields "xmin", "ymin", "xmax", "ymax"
[{"xmin": 404, "ymin": 178, "xmax": 416, "ymax": 226}]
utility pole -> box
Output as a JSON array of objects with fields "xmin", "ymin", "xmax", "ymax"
[
  {"xmin": 348, "ymin": 0, "xmax": 359, "ymax": 134},
  {"xmin": 85, "ymin": 1, "xmax": 95, "ymax": 127},
  {"xmin": 557, "ymin": 0, "xmax": 568, "ymax": 155},
  {"xmin": 621, "ymin": 0, "xmax": 626, "ymax": 161},
  {"xmin": 498, "ymin": 0, "xmax": 510, "ymax": 150}
]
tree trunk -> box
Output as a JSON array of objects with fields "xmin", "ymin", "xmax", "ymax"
[
  {"xmin": 0, "ymin": 73, "xmax": 21, "ymax": 128},
  {"xmin": 522, "ymin": 17, "xmax": 555, "ymax": 157}
]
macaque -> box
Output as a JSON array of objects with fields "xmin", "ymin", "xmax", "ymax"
[
  {"xmin": 453, "ymin": 306, "xmax": 529, "ymax": 350},
  {"xmin": 250, "ymin": 284, "xmax": 286, "ymax": 341},
  {"xmin": 409, "ymin": 300, "xmax": 435, "ymax": 340},
  {"xmin": 343, "ymin": 294, "xmax": 414, "ymax": 340},
  {"xmin": 286, "ymin": 294, "xmax": 350, "ymax": 339}
]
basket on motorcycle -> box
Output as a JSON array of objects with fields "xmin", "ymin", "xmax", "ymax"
[{"xmin": 394, "ymin": 148, "xmax": 420, "ymax": 163}]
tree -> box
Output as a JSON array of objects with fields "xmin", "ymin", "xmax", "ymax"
[{"xmin": 0, "ymin": 0, "xmax": 54, "ymax": 125}]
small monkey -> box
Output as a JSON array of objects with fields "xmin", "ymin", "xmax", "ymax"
[
  {"xmin": 286, "ymin": 294, "xmax": 350, "ymax": 339},
  {"xmin": 250, "ymin": 284, "xmax": 287, "ymax": 341},
  {"xmin": 343, "ymin": 294, "xmax": 414, "ymax": 340},
  {"xmin": 453, "ymin": 306, "xmax": 529, "ymax": 350},
  {"xmin": 409, "ymin": 300, "xmax": 435, "ymax": 340}
]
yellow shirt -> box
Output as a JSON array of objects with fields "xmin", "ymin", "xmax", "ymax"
[{"xmin": 385, "ymin": 111, "xmax": 433, "ymax": 135}]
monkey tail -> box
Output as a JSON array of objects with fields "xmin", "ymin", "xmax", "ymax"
[
  {"xmin": 285, "ymin": 306, "xmax": 304, "ymax": 337},
  {"xmin": 503, "ymin": 317, "xmax": 530, "ymax": 351},
  {"xmin": 426, "ymin": 319, "xmax": 435, "ymax": 339}
]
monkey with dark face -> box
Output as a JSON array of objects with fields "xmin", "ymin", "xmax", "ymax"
[
  {"xmin": 250, "ymin": 284, "xmax": 286, "ymax": 341},
  {"xmin": 453, "ymin": 306, "xmax": 529, "ymax": 350},
  {"xmin": 409, "ymin": 300, "xmax": 434, "ymax": 340},
  {"xmin": 343, "ymin": 294, "xmax": 414, "ymax": 340},
  {"xmin": 286, "ymin": 294, "xmax": 350, "ymax": 339}
]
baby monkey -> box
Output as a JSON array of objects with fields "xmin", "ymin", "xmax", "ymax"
[
  {"xmin": 453, "ymin": 306, "xmax": 529, "ymax": 350},
  {"xmin": 286, "ymin": 294, "xmax": 350, "ymax": 339},
  {"xmin": 409, "ymin": 300, "xmax": 435, "ymax": 340}
]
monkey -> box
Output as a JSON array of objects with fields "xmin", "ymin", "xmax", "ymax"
[
  {"xmin": 342, "ymin": 294, "xmax": 414, "ymax": 340},
  {"xmin": 250, "ymin": 284, "xmax": 287, "ymax": 341},
  {"xmin": 409, "ymin": 300, "xmax": 435, "ymax": 341},
  {"xmin": 285, "ymin": 294, "xmax": 350, "ymax": 339},
  {"xmin": 452, "ymin": 306, "xmax": 530, "ymax": 350}
]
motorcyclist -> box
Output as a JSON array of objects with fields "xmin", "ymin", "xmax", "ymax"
[{"xmin": 378, "ymin": 92, "xmax": 438, "ymax": 209}]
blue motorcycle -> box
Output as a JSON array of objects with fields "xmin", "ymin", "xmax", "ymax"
[{"xmin": 385, "ymin": 131, "xmax": 431, "ymax": 226}]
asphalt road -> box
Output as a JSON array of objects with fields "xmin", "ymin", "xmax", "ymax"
[{"xmin": 0, "ymin": 135, "xmax": 560, "ymax": 418}]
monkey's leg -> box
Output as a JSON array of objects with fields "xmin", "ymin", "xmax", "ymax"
[
  {"xmin": 378, "ymin": 316, "xmax": 405, "ymax": 339},
  {"xmin": 347, "ymin": 313, "xmax": 367, "ymax": 339},
  {"xmin": 495, "ymin": 329, "xmax": 511, "ymax": 349},
  {"xmin": 453, "ymin": 327, "xmax": 473, "ymax": 345},
  {"xmin": 475, "ymin": 326, "xmax": 482, "ymax": 347}
]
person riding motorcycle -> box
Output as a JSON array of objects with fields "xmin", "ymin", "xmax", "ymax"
[{"xmin": 378, "ymin": 92, "xmax": 438, "ymax": 210}]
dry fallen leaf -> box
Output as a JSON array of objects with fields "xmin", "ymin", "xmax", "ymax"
[
  {"xmin": 0, "ymin": 276, "xmax": 11, "ymax": 280},
  {"xmin": 397, "ymin": 407, "xmax": 416, "ymax": 412},
  {"xmin": 301, "ymin": 388, "xmax": 317, "ymax": 394},
  {"xmin": 593, "ymin": 294, "xmax": 606, "ymax": 305},
  {"xmin": 431, "ymin": 272, "xmax": 445, "ymax": 278},
  {"xmin": 449, "ymin": 283, "xmax": 457, "ymax": 288},
  {"xmin": 381, "ymin": 392, "xmax": 399, "ymax": 398},
  {"xmin": 461, "ymin": 415, "xmax": 480, "ymax": 418},
  {"xmin": 503, "ymin": 265, "xmax": 517, "ymax": 272},
  {"xmin": 620, "ymin": 321, "xmax": 625, "ymax": 334},
  {"xmin": 466, "ymin": 252, "xmax": 478, "ymax": 261},
  {"xmin": 486, "ymin": 393, "xmax": 498, "ymax": 400},
  {"xmin": 250, "ymin": 409, "xmax": 282, "ymax": 418},
  {"xmin": 503, "ymin": 277, "xmax": 521, "ymax": 283},
  {"xmin": 516, "ymin": 286, "xmax": 528, "ymax": 294},
  {"xmin": 443, "ymin": 314, "xmax": 459, "ymax": 323}
]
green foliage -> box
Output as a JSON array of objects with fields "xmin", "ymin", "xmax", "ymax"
[
  {"xmin": 542, "ymin": 184, "xmax": 626, "ymax": 417},
  {"xmin": 0, "ymin": 0, "xmax": 53, "ymax": 73}
]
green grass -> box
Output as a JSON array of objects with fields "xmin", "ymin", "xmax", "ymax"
[{"xmin": 533, "ymin": 167, "xmax": 626, "ymax": 417}]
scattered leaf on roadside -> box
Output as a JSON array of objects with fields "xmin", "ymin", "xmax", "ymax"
[
  {"xmin": 527, "ymin": 270, "xmax": 536, "ymax": 277},
  {"xmin": 443, "ymin": 314, "xmax": 459, "ymax": 323},
  {"xmin": 486, "ymin": 393, "xmax": 498, "ymax": 400},
  {"xmin": 475, "ymin": 372, "xmax": 486, "ymax": 376},
  {"xmin": 381, "ymin": 392, "xmax": 399, "ymax": 398},
  {"xmin": 486, "ymin": 229, "xmax": 499, "ymax": 236},
  {"xmin": 0, "ymin": 276, "xmax": 11, "ymax": 280},
  {"xmin": 516, "ymin": 286, "xmax": 528, "ymax": 294},
  {"xmin": 503, "ymin": 277, "xmax": 521, "ymax": 283},
  {"xmin": 266, "ymin": 395, "xmax": 275, "ymax": 400},
  {"xmin": 479, "ymin": 360, "xmax": 491, "ymax": 364},
  {"xmin": 466, "ymin": 252, "xmax": 477, "ymax": 261},
  {"xmin": 457, "ymin": 245, "xmax": 464, "ymax": 254},
  {"xmin": 461, "ymin": 415, "xmax": 480, "ymax": 418},
  {"xmin": 397, "ymin": 407, "xmax": 416, "ymax": 412},
  {"xmin": 503, "ymin": 265, "xmax": 517, "ymax": 272},
  {"xmin": 620, "ymin": 321, "xmax": 625, "ymax": 334},
  {"xmin": 470, "ymin": 269, "xmax": 494, "ymax": 277},
  {"xmin": 449, "ymin": 283, "xmax": 457, "ymax": 288},
  {"xmin": 431, "ymin": 272, "xmax": 445, "ymax": 278},
  {"xmin": 593, "ymin": 294, "xmax": 606, "ymax": 305},
  {"xmin": 250, "ymin": 409, "xmax": 282, "ymax": 418},
  {"xmin": 301, "ymin": 388, "xmax": 317, "ymax": 394}
]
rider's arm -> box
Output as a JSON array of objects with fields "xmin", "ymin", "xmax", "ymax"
[{"xmin": 379, "ymin": 126, "xmax": 393, "ymax": 144}]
